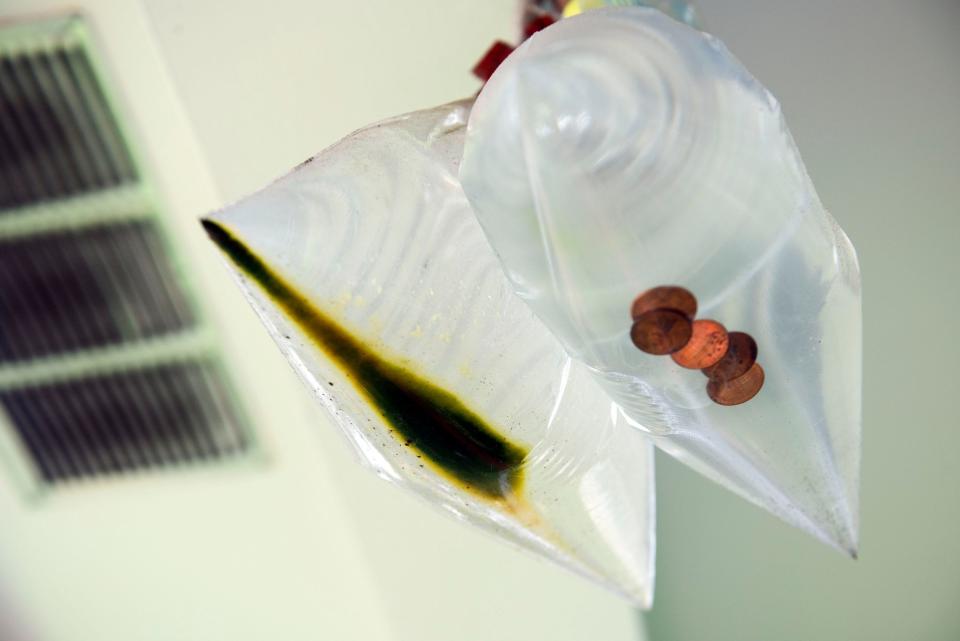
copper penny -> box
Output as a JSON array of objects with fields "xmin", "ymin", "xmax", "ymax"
[
  {"xmin": 630, "ymin": 309, "xmax": 693, "ymax": 355},
  {"xmin": 671, "ymin": 319, "xmax": 729, "ymax": 369},
  {"xmin": 706, "ymin": 362, "xmax": 765, "ymax": 406},
  {"xmin": 630, "ymin": 286, "xmax": 697, "ymax": 320},
  {"xmin": 701, "ymin": 331, "xmax": 758, "ymax": 382}
]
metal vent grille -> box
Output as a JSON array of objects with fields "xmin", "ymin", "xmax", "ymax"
[
  {"xmin": 0, "ymin": 44, "xmax": 136, "ymax": 210},
  {"xmin": 0, "ymin": 221, "xmax": 194, "ymax": 363},
  {"xmin": 0, "ymin": 14, "xmax": 255, "ymax": 492},
  {"xmin": 1, "ymin": 361, "xmax": 246, "ymax": 483}
]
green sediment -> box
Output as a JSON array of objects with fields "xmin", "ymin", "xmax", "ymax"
[{"xmin": 202, "ymin": 218, "xmax": 528, "ymax": 500}]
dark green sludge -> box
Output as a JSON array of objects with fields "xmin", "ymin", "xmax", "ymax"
[{"xmin": 203, "ymin": 219, "xmax": 528, "ymax": 500}]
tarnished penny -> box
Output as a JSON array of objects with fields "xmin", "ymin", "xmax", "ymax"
[
  {"xmin": 707, "ymin": 362, "xmax": 765, "ymax": 406},
  {"xmin": 671, "ymin": 319, "xmax": 729, "ymax": 369},
  {"xmin": 630, "ymin": 286, "xmax": 697, "ymax": 320},
  {"xmin": 702, "ymin": 331, "xmax": 758, "ymax": 382},
  {"xmin": 630, "ymin": 309, "xmax": 693, "ymax": 355}
]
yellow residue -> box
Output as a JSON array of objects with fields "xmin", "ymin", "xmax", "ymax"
[{"xmin": 563, "ymin": 0, "xmax": 609, "ymax": 17}]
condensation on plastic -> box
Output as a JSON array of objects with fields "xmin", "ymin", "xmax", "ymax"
[
  {"xmin": 205, "ymin": 101, "xmax": 657, "ymax": 606},
  {"xmin": 460, "ymin": 9, "xmax": 861, "ymax": 555}
]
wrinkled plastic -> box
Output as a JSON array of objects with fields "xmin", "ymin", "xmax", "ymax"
[
  {"xmin": 460, "ymin": 9, "xmax": 861, "ymax": 554},
  {"xmin": 205, "ymin": 102, "xmax": 656, "ymax": 605}
]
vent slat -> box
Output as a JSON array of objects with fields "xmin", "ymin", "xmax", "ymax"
[
  {"xmin": 199, "ymin": 365, "xmax": 245, "ymax": 455},
  {"xmin": 0, "ymin": 246, "xmax": 62, "ymax": 361},
  {"xmin": 109, "ymin": 226, "xmax": 180, "ymax": 337},
  {"xmin": 54, "ymin": 47, "xmax": 120, "ymax": 186},
  {"xmin": 159, "ymin": 366, "xmax": 208, "ymax": 463},
  {"xmin": 14, "ymin": 240, "xmax": 76, "ymax": 356},
  {"xmin": 163, "ymin": 366, "xmax": 211, "ymax": 461},
  {"xmin": 77, "ymin": 224, "xmax": 150, "ymax": 340},
  {"xmin": 152, "ymin": 364, "xmax": 202, "ymax": 462},
  {"xmin": 126, "ymin": 368, "xmax": 179, "ymax": 466},
  {"xmin": 43, "ymin": 383, "xmax": 102, "ymax": 478},
  {"xmin": 183, "ymin": 364, "xmax": 221, "ymax": 459},
  {"xmin": 0, "ymin": 362, "xmax": 248, "ymax": 482},
  {"xmin": 0, "ymin": 56, "xmax": 67, "ymax": 199},
  {"xmin": 101, "ymin": 373, "xmax": 152, "ymax": 470},
  {"xmin": 62, "ymin": 47, "xmax": 137, "ymax": 185},
  {"xmin": 9, "ymin": 54, "xmax": 80, "ymax": 196},
  {"xmin": 127, "ymin": 223, "xmax": 195, "ymax": 332},
  {"xmin": 0, "ymin": 59, "xmax": 50, "ymax": 205},
  {"xmin": 0, "ymin": 121, "xmax": 33, "ymax": 206},
  {"xmin": 87, "ymin": 375, "xmax": 141, "ymax": 474},
  {"xmin": 49, "ymin": 228, "xmax": 120, "ymax": 348},
  {"xmin": 2, "ymin": 392, "xmax": 58, "ymax": 481},
  {"xmin": 21, "ymin": 385, "xmax": 84, "ymax": 480},
  {"xmin": 134, "ymin": 366, "xmax": 180, "ymax": 462},
  {"xmin": 0, "ymin": 128, "xmax": 18, "ymax": 204},
  {"xmin": 0, "ymin": 42, "xmax": 137, "ymax": 210},
  {"xmin": 48, "ymin": 48, "xmax": 115, "ymax": 191},
  {"xmin": 0, "ymin": 222, "xmax": 195, "ymax": 363},
  {"xmin": 29, "ymin": 52, "xmax": 99, "ymax": 191},
  {"xmin": 59, "ymin": 378, "xmax": 116, "ymax": 475}
]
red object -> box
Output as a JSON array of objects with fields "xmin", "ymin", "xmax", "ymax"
[
  {"xmin": 702, "ymin": 332, "xmax": 758, "ymax": 383},
  {"xmin": 630, "ymin": 285, "xmax": 698, "ymax": 321},
  {"xmin": 707, "ymin": 362, "xmax": 765, "ymax": 406},
  {"xmin": 629, "ymin": 309, "xmax": 693, "ymax": 356},
  {"xmin": 671, "ymin": 319, "xmax": 729, "ymax": 370},
  {"xmin": 523, "ymin": 14, "xmax": 556, "ymax": 39},
  {"xmin": 472, "ymin": 41, "xmax": 515, "ymax": 82}
]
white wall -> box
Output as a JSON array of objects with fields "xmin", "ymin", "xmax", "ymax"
[{"xmin": 0, "ymin": 1, "xmax": 646, "ymax": 640}]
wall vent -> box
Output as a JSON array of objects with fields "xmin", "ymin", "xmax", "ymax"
[
  {"xmin": 0, "ymin": 221, "xmax": 194, "ymax": 363},
  {"xmin": 0, "ymin": 30, "xmax": 136, "ymax": 209},
  {"xmin": 0, "ymin": 14, "xmax": 255, "ymax": 493},
  {"xmin": 1, "ymin": 361, "xmax": 247, "ymax": 483}
]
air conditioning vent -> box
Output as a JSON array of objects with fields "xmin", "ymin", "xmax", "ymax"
[
  {"xmin": 0, "ymin": 14, "xmax": 256, "ymax": 493},
  {"xmin": 0, "ymin": 361, "xmax": 247, "ymax": 483},
  {"xmin": 0, "ymin": 41, "xmax": 136, "ymax": 210},
  {"xmin": 0, "ymin": 221, "xmax": 194, "ymax": 363}
]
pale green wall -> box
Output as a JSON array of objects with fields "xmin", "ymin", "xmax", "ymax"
[{"xmin": 647, "ymin": 1, "xmax": 960, "ymax": 640}]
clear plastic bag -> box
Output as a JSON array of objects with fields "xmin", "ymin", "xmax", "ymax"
[
  {"xmin": 460, "ymin": 8, "xmax": 861, "ymax": 554},
  {"xmin": 204, "ymin": 101, "xmax": 656, "ymax": 605}
]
